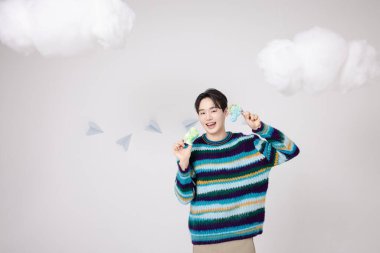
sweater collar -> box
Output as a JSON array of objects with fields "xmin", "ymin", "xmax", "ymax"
[{"xmin": 202, "ymin": 131, "xmax": 233, "ymax": 146}]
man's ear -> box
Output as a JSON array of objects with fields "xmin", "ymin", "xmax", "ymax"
[{"xmin": 224, "ymin": 108, "xmax": 229, "ymax": 116}]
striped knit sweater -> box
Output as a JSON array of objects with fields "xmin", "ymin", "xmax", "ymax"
[{"xmin": 174, "ymin": 121, "xmax": 300, "ymax": 245}]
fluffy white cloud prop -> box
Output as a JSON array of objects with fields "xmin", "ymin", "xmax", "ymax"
[
  {"xmin": 257, "ymin": 26, "xmax": 380, "ymax": 95},
  {"xmin": 0, "ymin": 0, "xmax": 135, "ymax": 57}
]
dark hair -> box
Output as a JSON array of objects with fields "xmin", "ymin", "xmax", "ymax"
[{"xmin": 194, "ymin": 88, "xmax": 228, "ymax": 114}]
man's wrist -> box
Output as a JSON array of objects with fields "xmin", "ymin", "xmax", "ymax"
[
  {"xmin": 251, "ymin": 122, "xmax": 264, "ymax": 132},
  {"xmin": 252, "ymin": 122, "xmax": 262, "ymax": 131},
  {"xmin": 178, "ymin": 160, "xmax": 190, "ymax": 172}
]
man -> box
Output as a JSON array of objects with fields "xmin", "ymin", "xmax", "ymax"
[{"xmin": 173, "ymin": 88, "xmax": 300, "ymax": 252}]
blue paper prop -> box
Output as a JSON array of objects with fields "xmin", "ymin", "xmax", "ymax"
[
  {"xmin": 145, "ymin": 119, "xmax": 162, "ymax": 134},
  {"xmin": 182, "ymin": 118, "xmax": 198, "ymax": 130},
  {"xmin": 116, "ymin": 134, "xmax": 133, "ymax": 151},
  {"xmin": 87, "ymin": 121, "xmax": 104, "ymax": 135}
]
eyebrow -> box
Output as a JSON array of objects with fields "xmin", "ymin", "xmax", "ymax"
[{"xmin": 199, "ymin": 106, "xmax": 217, "ymax": 111}]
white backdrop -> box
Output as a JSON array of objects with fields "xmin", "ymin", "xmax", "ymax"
[{"xmin": 1, "ymin": 0, "xmax": 379, "ymax": 252}]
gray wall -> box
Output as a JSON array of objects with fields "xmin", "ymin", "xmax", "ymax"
[{"xmin": 1, "ymin": 0, "xmax": 379, "ymax": 252}]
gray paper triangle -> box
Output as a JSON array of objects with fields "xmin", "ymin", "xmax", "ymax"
[
  {"xmin": 182, "ymin": 118, "xmax": 198, "ymax": 130},
  {"xmin": 145, "ymin": 119, "xmax": 162, "ymax": 134},
  {"xmin": 116, "ymin": 134, "xmax": 132, "ymax": 151},
  {"xmin": 87, "ymin": 121, "xmax": 104, "ymax": 135}
]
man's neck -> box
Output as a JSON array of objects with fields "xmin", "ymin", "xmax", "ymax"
[{"xmin": 206, "ymin": 130, "xmax": 227, "ymax": 141}]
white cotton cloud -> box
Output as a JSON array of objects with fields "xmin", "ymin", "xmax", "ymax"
[
  {"xmin": 339, "ymin": 40, "xmax": 380, "ymax": 92},
  {"xmin": 257, "ymin": 26, "xmax": 380, "ymax": 95},
  {"xmin": 0, "ymin": 0, "xmax": 135, "ymax": 57}
]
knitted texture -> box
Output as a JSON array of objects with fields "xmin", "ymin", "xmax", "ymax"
[{"xmin": 174, "ymin": 121, "xmax": 300, "ymax": 245}]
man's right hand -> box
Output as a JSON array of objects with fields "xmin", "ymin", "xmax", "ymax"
[{"xmin": 172, "ymin": 139, "xmax": 192, "ymax": 170}]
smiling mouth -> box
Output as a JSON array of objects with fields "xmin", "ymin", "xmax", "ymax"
[{"xmin": 206, "ymin": 122, "xmax": 216, "ymax": 127}]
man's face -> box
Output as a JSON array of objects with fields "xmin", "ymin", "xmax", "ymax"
[{"xmin": 197, "ymin": 97, "xmax": 228, "ymax": 135}]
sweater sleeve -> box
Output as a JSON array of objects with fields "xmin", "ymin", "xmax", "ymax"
[
  {"xmin": 251, "ymin": 121, "xmax": 300, "ymax": 167},
  {"xmin": 174, "ymin": 159, "xmax": 196, "ymax": 204}
]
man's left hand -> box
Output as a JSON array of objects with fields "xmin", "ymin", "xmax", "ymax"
[{"xmin": 242, "ymin": 111, "xmax": 261, "ymax": 130}]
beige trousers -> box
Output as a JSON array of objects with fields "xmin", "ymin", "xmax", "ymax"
[{"xmin": 193, "ymin": 238, "xmax": 256, "ymax": 253}]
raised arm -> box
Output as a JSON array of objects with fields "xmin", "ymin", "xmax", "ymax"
[{"xmin": 252, "ymin": 121, "xmax": 300, "ymax": 167}]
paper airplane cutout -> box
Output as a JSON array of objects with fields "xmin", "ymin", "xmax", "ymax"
[
  {"xmin": 116, "ymin": 134, "xmax": 132, "ymax": 151},
  {"xmin": 182, "ymin": 118, "xmax": 198, "ymax": 130},
  {"xmin": 87, "ymin": 121, "xmax": 104, "ymax": 135},
  {"xmin": 145, "ymin": 119, "xmax": 162, "ymax": 133}
]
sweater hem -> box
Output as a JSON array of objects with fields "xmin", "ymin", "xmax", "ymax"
[{"xmin": 191, "ymin": 230, "xmax": 263, "ymax": 245}]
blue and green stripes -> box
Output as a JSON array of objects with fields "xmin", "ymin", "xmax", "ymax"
[{"xmin": 174, "ymin": 122, "xmax": 300, "ymax": 245}]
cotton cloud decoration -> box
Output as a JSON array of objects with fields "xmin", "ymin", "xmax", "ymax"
[
  {"xmin": 257, "ymin": 26, "xmax": 380, "ymax": 95},
  {"xmin": 0, "ymin": 0, "xmax": 135, "ymax": 57}
]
